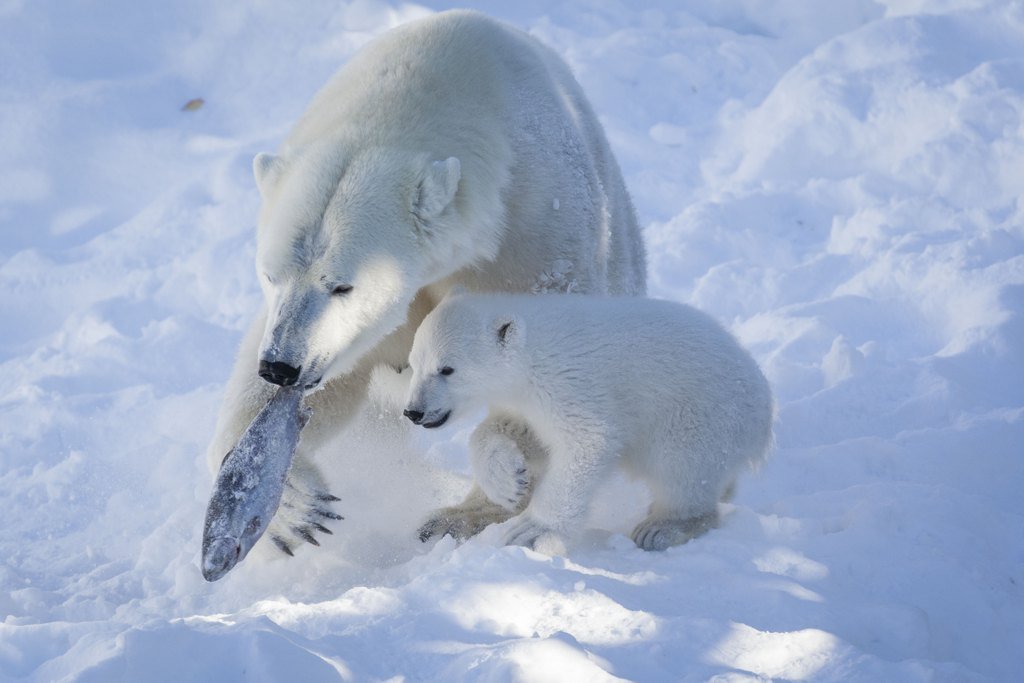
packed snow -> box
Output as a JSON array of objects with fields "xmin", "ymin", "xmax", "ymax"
[{"xmin": 2, "ymin": 0, "xmax": 1023, "ymax": 680}]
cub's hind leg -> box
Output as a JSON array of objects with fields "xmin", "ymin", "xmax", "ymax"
[
  {"xmin": 631, "ymin": 511, "xmax": 719, "ymax": 551},
  {"xmin": 630, "ymin": 462, "xmax": 732, "ymax": 551}
]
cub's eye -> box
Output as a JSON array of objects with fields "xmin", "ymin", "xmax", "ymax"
[
  {"xmin": 439, "ymin": 366, "xmax": 454, "ymax": 376},
  {"xmin": 331, "ymin": 284, "xmax": 353, "ymax": 296}
]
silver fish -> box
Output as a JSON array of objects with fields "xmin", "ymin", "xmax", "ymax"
[{"xmin": 201, "ymin": 385, "xmax": 311, "ymax": 582}]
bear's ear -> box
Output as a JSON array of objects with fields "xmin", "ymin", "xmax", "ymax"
[
  {"xmin": 253, "ymin": 153, "xmax": 284, "ymax": 196},
  {"xmin": 495, "ymin": 315, "xmax": 524, "ymax": 349},
  {"xmin": 413, "ymin": 157, "xmax": 461, "ymax": 223}
]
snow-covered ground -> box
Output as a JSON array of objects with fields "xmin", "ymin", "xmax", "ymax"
[{"xmin": 2, "ymin": 0, "xmax": 1023, "ymax": 680}]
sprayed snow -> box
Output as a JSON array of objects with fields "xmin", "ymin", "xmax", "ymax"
[{"xmin": 1, "ymin": 1, "xmax": 1022, "ymax": 681}]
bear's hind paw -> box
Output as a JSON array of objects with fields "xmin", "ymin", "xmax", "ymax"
[{"xmin": 631, "ymin": 513, "xmax": 716, "ymax": 551}]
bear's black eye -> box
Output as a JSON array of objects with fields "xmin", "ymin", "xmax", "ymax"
[
  {"xmin": 331, "ymin": 284, "xmax": 353, "ymax": 296},
  {"xmin": 439, "ymin": 366, "xmax": 454, "ymax": 376}
]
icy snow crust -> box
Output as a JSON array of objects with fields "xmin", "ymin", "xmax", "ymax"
[{"xmin": 1, "ymin": 1, "xmax": 1022, "ymax": 680}]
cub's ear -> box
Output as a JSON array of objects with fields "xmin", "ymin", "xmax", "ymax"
[
  {"xmin": 253, "ymin": 153, "xmax": 284, "ymax": 196},
  {"xmin": 414, "ymin": 157, "xmax": 461, "ymax": 222},
  {"xmin": 495, "ymin": 315, "xmax": 524, "ymax": 349}
]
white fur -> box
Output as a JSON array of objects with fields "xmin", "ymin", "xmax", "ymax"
[
  {"xmin": 206, "ymin": 11, "xmax": 646, "ymax": 552},
  {"xmin": 405, "ymin": 293, "xmax": 774, "ymax": 552}
]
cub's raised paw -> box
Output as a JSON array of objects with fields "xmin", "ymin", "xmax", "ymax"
[
  {"xmin": 478, "ymin": 464, "xmax": 530, "ymax": 511},
  {"xmin": 471, "ymin": 431, "xmax": 532, "ymax": 511}
]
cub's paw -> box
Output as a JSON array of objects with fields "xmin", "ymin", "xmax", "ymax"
[
  {"xmin": 503, "ymin": 515, "xmax": 566, "ymax": 556},
  {"xmin": 266, "ymin": 469, "xmax": 343, "ymax": 557},
  {"xmin": 471, "ymin": 432, "xmax": 531, "ymax": 511},
  {"xmin": 630, "ymin": 513, "xmax": 715, "ymax": 551},
  {"xmin": 418, "ymin": 498, "xmax": 515, "ymax": 543}
]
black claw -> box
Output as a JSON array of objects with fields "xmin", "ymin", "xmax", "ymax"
[
  {"xmin": 271, "ymin": 535, "xmax": 294, "ymax": 556},
  {"xmin": 315, "ymin": 492, "xmax": 342, "ymax": 502},
  {"xmin": 310, "ymin": 522, "xmax": 333, "ymax": 535},
  {"xmin": 418, "ymin": 522, "xmax": 440, "ymax": 542},
  {"xmin": 294, "ymin": 527, "xmax": 320, "ymax": 546},
  {"xmin": 315, "ymin": 508, "xmax": 344, "ymax": 520}
]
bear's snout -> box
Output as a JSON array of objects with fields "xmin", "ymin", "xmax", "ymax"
[
  {"xmin": 259, "ymin": 360, "xmax": 302, "ymax": 387},
  {"xmin": 404, "ymin": 407, "xmax": 450, "ymax": 429}
]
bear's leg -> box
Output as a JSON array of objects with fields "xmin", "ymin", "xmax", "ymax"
[
  {"xmin": 503, "ymin": 434, "xmax": 613, "ymax": 553},
  {"xmin": 630, "ymin": 471, "xmax": 727, "ymax": 551},
  {"xmin": 265, "ymin": 348, "xmax": 412, "ymax": 554},
  {"xmin": 419, "ymin": 414, "xmax": 544, "ymax": 542},
  {"xmin": 249, "ymin": 363, "xmax": 377, "ymax": 554}
]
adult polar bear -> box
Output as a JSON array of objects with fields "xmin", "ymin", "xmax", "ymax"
[{"xmin": 206, "ymin": 10, "xmax": 646, "ymax": 554}]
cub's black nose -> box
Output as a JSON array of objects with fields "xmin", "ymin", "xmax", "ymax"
[
  {"xmin": 403, "ymin": 408, "xmax": 425, "ymax": 424},
  {"xmin": 259, "ymin": 360, "xmax": 301, "ymax": 386}
]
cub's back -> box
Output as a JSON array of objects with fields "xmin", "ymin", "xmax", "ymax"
[{"xmin": 489, "ymin": 294, "xmax": 768, "ymax": 407}]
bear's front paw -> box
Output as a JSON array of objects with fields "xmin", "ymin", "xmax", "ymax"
[
  {"xmin": 417, "ymin": 492, "xmax": 518, "ymax": 543},
  {"xmin": 266, "ymin": 471, "xmax": 343, "ymax": 557},
  {"xmin": 503, "ymin": 515, "xmax": 566, "ymax": 555},
  {"xmin": 417, "ymin": 506, "xmax": 492, "ymax": 543}
]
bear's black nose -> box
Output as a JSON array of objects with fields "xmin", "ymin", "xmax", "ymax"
[
  {"xmin": 403, "ymin": 408, "xmax": 425, "ymax": 424},
  {"xmin": 259, "ymin": 360, "xmax": 301, "ymax": 387}
]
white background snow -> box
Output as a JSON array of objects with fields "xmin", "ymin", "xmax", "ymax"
[{"xmin": 2, "ymin": 0, "xmax": 1023, "ymax": 680}]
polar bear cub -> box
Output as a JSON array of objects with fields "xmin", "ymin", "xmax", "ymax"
[{"xmin": 404, "ymin": 293, "xmax": 773, "ymax": 552}]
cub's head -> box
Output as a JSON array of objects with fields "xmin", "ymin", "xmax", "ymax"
[
  {"xmin": 404, "ymin": 296, "xmax": 525, "ymax": 429},
  {"xmin": 251, "ymin": 146, "xmax": 464, "ymax": 389}
]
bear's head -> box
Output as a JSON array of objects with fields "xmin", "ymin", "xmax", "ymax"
[
  {"xmin": 403, "ymin": 296, "xmax": 525, "ymax": 428},
  {"xmin": 251, "ymin": 145, "xmax": 467, "ymax": 389}
]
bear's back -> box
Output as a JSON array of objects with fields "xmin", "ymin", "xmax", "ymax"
[{"xmin": 287, "ymin": 11, "xmax": 530, "ymax": 152}]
